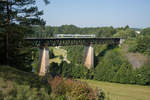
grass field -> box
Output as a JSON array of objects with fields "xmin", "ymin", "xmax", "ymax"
[
  {"xmin": 50, "ymin": 57, "xmax": 62, "ymax": 64},
  {"xmin": 80, "ymin": 79, "xmax": 150, "ymax": 100},
  {"xmin": 49, "ymin": 47, "xmax": 67, "ymax": 64},
  {"xmin": 52, "ymin": 47, "xmax": 66, "ymax": 57}
]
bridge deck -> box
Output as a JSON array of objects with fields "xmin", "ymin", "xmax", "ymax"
[
  {"xmin": 24, "ymin": 37, "xmax": 120, "ymax": 39},
  {"xmin": 24, "ymin": 37, "xmax": 121, "ymax": 46}
]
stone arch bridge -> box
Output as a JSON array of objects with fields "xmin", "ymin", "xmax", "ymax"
[{"xmin": 24, "ymin": 37, "xmax": 122, "ymax": 76}]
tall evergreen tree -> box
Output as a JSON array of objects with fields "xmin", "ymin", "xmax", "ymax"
[{"xmin": 0, "ymin": 0, "xmax": 46, "ymax": 71}]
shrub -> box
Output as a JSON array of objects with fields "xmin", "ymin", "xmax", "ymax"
[
  {"xmin": 95, "ymin": 88, "xmax": 105, "ymax": 100},
  {"xmin": 48, "ymin": 76, "xmax": 66, "ymax": 96},
  {"xmin": 48, "ymin": 76, "xmax": 105, "ymax": 100}
]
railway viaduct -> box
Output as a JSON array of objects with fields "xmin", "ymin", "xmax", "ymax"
[{"xmin": 24, "ymin": 37, "xmax": 122, "ymax": 76}]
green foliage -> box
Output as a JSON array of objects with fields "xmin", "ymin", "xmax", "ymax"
[
  {"xmin": 128, "ymin": 39, "xmax": 137, "ymax": 53},
  {"xmin": 94, "ymin": 49, "xmax": 123, "ymax": 81},
  {"xmin": 96, "ymin": 26, "xmax": 116, "ymax": 37},
  {"xmin": 0, "ymin": 66, "xmax": 51, "ymax": 100},
  {"xmin": 134, "ymin": 63, "xmax": 150, "ymax": 85},
  {"xmin": 136, "ymin": 36, "xmax": 150, "ymax": 55},
  {"xmin": 112, "ymin": 63, "xmax": 134, "ymax": 84},
  {"xmin": 94, "ymin": 45, "xmax": 150, "ymax": 85},
  {"xmin": 0, "ymin": 0, "xmax": 45, "ymax": 71},
  {"xmin": 94, "ymin": 48, "xmax": 135, "ymax": 84},
  {"xmin": 140, "ymin": 27, "xmax": 150, "ymax": 36},
  {"xmin": 0, "ymin": 84, "xmax": 50, "ymax": 100},
  {"xmin": 32, "ymin": 48, "xmax": 40, "ymax": 74},
  {"xmin": 95, "ymin": 88, "xmax": 105, "ymax": 100},
  {"xmin": 47, "ymin": 61, "xmax": 94, "ymax": 80},
  {"xmin": 60, "ymin": 61, "xmax": 73, "ymax": 78},
  {"xmin": 64, "ymin": 46, "xmax": 84, "ymax": 64},
  {"xmin": 47, "ymin": 62, "xmax": 61, "ymax": 77},
  {"xmin": 128, "ymin": 28, "xmax": 150, "ymax": 55},
  {"xmin": 114, "ymin": 26, "xmax": 136, "ymax": 39},
  {"xmin": 49, "ymin": 49, "xmax": 55, "ymax": 58}
]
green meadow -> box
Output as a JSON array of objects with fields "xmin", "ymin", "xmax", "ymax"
[{"xmin": 81, "ymin": 79, "xmax": 150, "ymax": 100}]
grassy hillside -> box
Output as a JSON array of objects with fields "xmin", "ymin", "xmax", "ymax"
[
  {"xmin": 0, "ymin": 66, "xmax": 105, "ymax": 100},
  {"xmin": 0, "ymin": 66, "xmax": 50, "ymax": 100},
  {"xmin": 81, "ymin": 79, "xmax": 150, "ymax": 100}
]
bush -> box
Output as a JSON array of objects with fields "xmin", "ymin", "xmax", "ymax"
[
  {"xmin": 48, "ymin": 76, "xmax": 105, "ymax": 100},
  {"xmin": 48, "ymin": 76, "xmax": 66, "ymax": 96}
]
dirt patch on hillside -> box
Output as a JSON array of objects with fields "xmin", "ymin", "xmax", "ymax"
[
  {"xmin": 121, "ymin": 44, "xmax": 149, "ymax": 68},
  {"xmin": 125, "ymin": 52, "xmax": 149, "ymax": 68}
]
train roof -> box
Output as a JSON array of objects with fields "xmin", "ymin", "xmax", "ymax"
[{"xmin": 55, "ymin": 34, "xmax": 95, "ymax": 35}]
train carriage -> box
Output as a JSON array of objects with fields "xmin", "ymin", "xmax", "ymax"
[{"xmin": 54, "ymin": 34, "xmax": 95, "ymax": 38}]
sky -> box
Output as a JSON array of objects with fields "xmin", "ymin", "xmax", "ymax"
[{"xmin": 37, "ymin": 0, "xmax": 150, "ymax": 28}]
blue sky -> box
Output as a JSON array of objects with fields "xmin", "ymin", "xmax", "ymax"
[{"xmin": 37, "ymin": 0, "xmax": 150, "ymax": 28}]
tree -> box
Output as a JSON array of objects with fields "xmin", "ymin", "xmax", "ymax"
[
  {"xmin": 94, "ymin": 49, "xmax": 125, "ymax": 81},
  {"xmin": 43, "ymin": 0, "xmax": 50, "ymax": 4},
  {"xmin": 136, "ymin": 36, "xmax": 150, "ymax": 55},
  {"xmin": 140, "ymin": 28, "xmax": 150, "ymax": 36},
  {"xmin": 112, "ymin": 63, "xmax": 133, "ymax": 84},
  {"xmin": 0, "ymin": 0, "xmax": 46, "ymax": 71},
  {"xmin": 114, "ymin": 26, "xmax": 136, "ymax": 39},
  {"xmin": 61, "ymin": 61, "xmax": 73, "ymax": 78},
  {"xmin": 135, "ymin": 63, "xmax": 150, "ymax": 85}
]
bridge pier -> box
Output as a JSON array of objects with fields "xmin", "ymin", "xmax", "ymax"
[
  {"xmin": 84, "ymin": 44, "xmax": 94, "ymax": 69},
  {"xmin": 119, "ymin": 39, "xmax": 125, "ymax": 47},
  {"xmin": 39, "ymin": 47, "xmax": 49, "ymax": 76}
]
